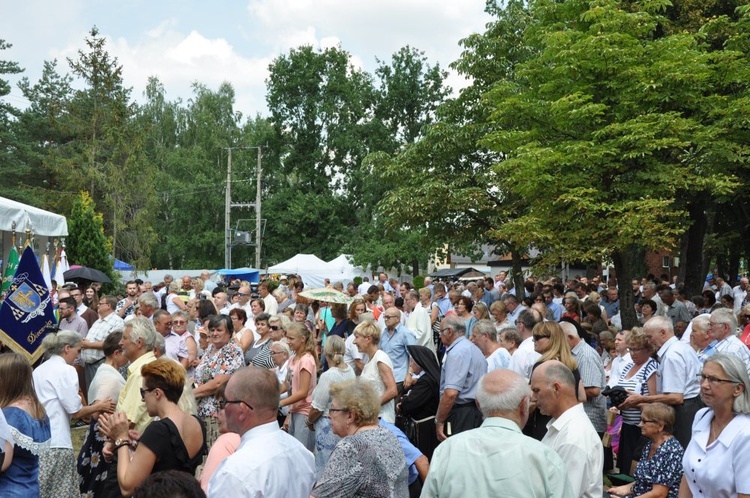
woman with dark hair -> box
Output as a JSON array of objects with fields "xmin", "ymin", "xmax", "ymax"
[
  {"xmin": 83, "ymin": 285, "xmax": 99, "ymax": 309},
  {"xmin": 78, "ymin": 330, "xmax": 129, "ymax": 496},
  {"xmin": 326, "ymin": 303, "xmax": 350, "ymax": 339},
  {"xmin": 454, "ymin": 296, "xmax": 477, "ymax": 337},
  {"xmin": 244, "ymin": 312, "xmax": 275, "ymax": 369},
  {"xmin": 99, "ymin": 359, "xmax": 206, "ymax": 496},
  {"xmin": 346, "ymin": 299, "xmax": 367, "ymax": 336},
  {"xmin": 638, "ymin": 299, "xmax": 657, "ymax": 325},
  {"xmin": 294, "ymin": 303, "xmax": 314, "ymax": 333},
  {"xmin": 193, "ymin": 315, "xmax": 244, "ymax": 448},
  {"xmin": 399, "ymin": 345, "xmax": 440, "ymax": 459},
  {"xmin": 230, "ymin": 308, "xmax": 255, "ymax": 352},
  {"xmin": 0, "ymin": 353, "xmax": 51, "ymax": 497}
]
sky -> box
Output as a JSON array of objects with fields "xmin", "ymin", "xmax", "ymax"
[{"xmin": 1, "ymin": 0, "xmax": 493, "ymax": 118}]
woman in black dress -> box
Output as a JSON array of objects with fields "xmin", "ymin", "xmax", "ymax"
[
  {"xmin": 398, "ymin": 345, "xmax": 440, "ymax": 459},
  {"xmin": 99, "ymin": 359, "xmax": 206, "ymax": 497}
]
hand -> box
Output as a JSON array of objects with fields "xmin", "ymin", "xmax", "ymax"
[
  {"xmin": 436, "ymin": 422, "xmax": 447, "ymax": 442},
  {"xmin": 127, "ymin": 429, "xmax": 141, "ymax": 442},
  {"xmin": 606, "ymin": 484, "xmax": 631, "ymax": 497},
  {"xmin": 96, "ymin": 398, "xmax": 116, "ymax": 414},
  {"xmin": 304, "ymin": 418, "xmax": 315, "ymax": 431},
  {"xmin": 98, "ymin": 411, "xmax": 129, "ymax": 441},
  {"xmin": 282, "ymin": 414, "xmax": 290, "ymax": 432},
  {"xmin": 618, "ymin": 394, "xmax": 641, "ymax": 410},
  {"xmin": 102, "ymin": 441, "xmax": 114, "ymax": 463},
  {"xmin": 403, "ymin": 373, "xmax": 415, "ymax": 389}
]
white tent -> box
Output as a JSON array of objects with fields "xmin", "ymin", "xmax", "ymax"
[
  {"xmin": 326, "ymin": 254, "xmax": 369, "ymax": 282},
  {"xmin": 268, "ymin": 254, "xmax": 343, "ymax": 289},
  {"xmin": 0, "ymin": 196, "xmax": 68, "ymax": 236}
]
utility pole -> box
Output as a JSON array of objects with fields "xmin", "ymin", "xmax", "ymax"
[
  {"xmin": 254, "ymin": 146, "xmax": 262, "ymax": 269},
  {"xmin": 223, "ymin": 146, "xmax": 263, "ymax": 270}
]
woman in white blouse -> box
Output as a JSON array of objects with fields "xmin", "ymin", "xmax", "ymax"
[
  {"xmin": 33, "ymin": 330, "xmax": 115, "ymax": 498},
  {"xmin": 679, "ymin": 354, "xmax": 750, "ymax": 498},
  {"xmin": 352, "ymin": 320, "xmax": 398, "ymax": 423}
]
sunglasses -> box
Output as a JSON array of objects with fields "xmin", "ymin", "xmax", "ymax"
[
  {"xmin": 533, "ymin": 334, "xmax": 549, "ymax": 341},
  {"xmin": 270, "ymin": 325, "xmax": 280, "ymax": 331}
]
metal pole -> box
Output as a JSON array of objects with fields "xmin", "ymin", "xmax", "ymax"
[
  {"xmin": 225, "ymin": 148, "xmax": 232, "ymax": 269},
  {"xmin": 255, "ymin": 147, "xmax": 262, "ymax": 269}
]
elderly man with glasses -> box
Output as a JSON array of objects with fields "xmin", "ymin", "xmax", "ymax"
[{"xmin": 379, "ymin": 307, "xmax": 416, "ymax": 397}]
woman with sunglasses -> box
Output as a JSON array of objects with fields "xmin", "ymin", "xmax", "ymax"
[
  {"xmin": 525, "ymin": 321, "xmax": 583, "ymax": 440},
  {"xmin": 612, "ymin": 328, "xmax": 659, "ymax": 476},
  {"xmin": 99, "ymin": 359, "xmax": 206, "ymax": 497},
  {"xmin": 679, "ymin": 354, "xmax": 750, "ymax": 498}
]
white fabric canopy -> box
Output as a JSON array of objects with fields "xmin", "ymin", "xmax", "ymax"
[
  {"xmin": 326, "ymin": 254, "xmax": 369, "ymax": 281},
  {"xmin": 268, "ymin": 254, "xmax": 347, "ymax": 288},
  {"xmin": 0, "ymin": 196, "xmax": 68, "ymax": 236}
]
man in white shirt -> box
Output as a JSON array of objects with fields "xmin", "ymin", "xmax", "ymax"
[
  {"xmin": 508, "ymin": 309, "xmax": 542, "ymax": 380},
  {"xmin": 230, "ymin": 284, "xmax": 253, "ymax": 317},
  {"xmin": 80, "ymin": 295, "xmax": 125, "ymax": 390},
  {"xmin": 732, "ymin": 277, "xmax": 748, "ymax": 315},
  {"xmin": 607, "ymin": 329, "xmax": 632, "ymax": 387},
  {"xmin": 259, "ymin": 282, "xmax": 278, "ymax": 316},
  {"xmin": 531, "ymin": 360, "xmax": 603, "ymax": 498},
  {"xmin": 208, "ymin": 366, "xmax": 315, "ymax": 498},
  {"xmin": 709, "ymin": 308, "xmax": 750, "ymax": 373}
]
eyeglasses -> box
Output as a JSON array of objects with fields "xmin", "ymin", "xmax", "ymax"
[
  {"xmin": 237, "ymin": 293, "xmax": 248, "ymax": 297},
  {"xmin": 270, "ymin": 325, "xmax": 280, "ymax": 331},
  {"xmin": 327, "ymin": 408, "xmax": 348, "ymax": 415},
  {"xmin": 627, "ymin": 347, "xmax": 646, "ymax": 352},
  {"xmin": 270, "ymin": 350, "xmax": 286, "ymax": 356},
  {"xmin": 172, "ymin": 320, "xmax": 186, "ymax": 325},
  {"xmin": 439, "ymin": 327, "xmax": 452, "ymax": 335},
  {"xmin": 532, "ymin": 334, "xmax": 549, "ymax": 341},
  {"xmin": 700, "ymin": 374, "xmax": 738, "ymax": 385},
  {"xmin": 639, "ymin": 418, "xmax": 658, "ymax": 425},
  {"xmin": 140, "ymin": 387, "xmax": 157, "ymax": 399},
  {"xmin": 218, "ymin": 398, "xmax": 254, "ymax": 410}
]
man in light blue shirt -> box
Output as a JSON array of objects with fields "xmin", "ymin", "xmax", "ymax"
[{"xmin": 379, "ymin": 307, "xmax": 416, "ymax": 391}]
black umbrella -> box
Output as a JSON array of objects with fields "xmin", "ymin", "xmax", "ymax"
[{"xmin": 63, "ymin": 266, "xmax": 113, "ymax": 284}]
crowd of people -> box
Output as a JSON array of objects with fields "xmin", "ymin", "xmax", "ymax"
[{"xmin": 0, "ymin": 270, "xmax": 749, "ymax": 497}]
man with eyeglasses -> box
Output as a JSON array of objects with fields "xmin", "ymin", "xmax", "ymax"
[
  {"xmin": 81, "ymin": 295, "xmax": 125, "ymax": 390},
  {"xmin": 709, "ymin": 307, "xmax": 750, "ymax": 373},
  {"xmin": 435, "ymin": 316, "xmax": 487, "ymax": 442},
  {"xmin": 619, "ymin": 315, "xmax": 702, "ymax": 448},
  {"xmin": 71, "ymin": 285, "xmax": 99, "ymax": 328},
  {"xmin": 207, "ymin": 366, "xmax": 315, "ymax": 498},
  {"xmin": 379, "ymin": 307, "xmax": 416, "ymax": 396},
  {"xmin": 57, "ymin": 296, "xmax": 88, "ymax": 338},
  {"xmin": 230, "ymin": 284, "xmax": 253, "ymax": 318},
  {"xmin": 153, "ymin": 309, "xmax": 189, "ymax": 369}
]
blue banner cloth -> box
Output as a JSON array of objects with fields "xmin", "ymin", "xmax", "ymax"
[{"xmin": 0, "ymin": 246, "xmax": 56, "ymax": 363}]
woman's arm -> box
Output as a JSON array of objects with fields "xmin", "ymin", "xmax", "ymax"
[
  {"xmin": 377, "ymin": 361, "xmax": 398, "ymax": 405},
  {"xmin": 184, "ymin": 335, "xmax": 198, "ymax": 364},
  {"xmin": 1, "ymin": 440, "xmax": 13, "ymax": 472},
  {"xmin": 577, "ymin": 379, "xmax": 586, "ymax": 403},
  {"xmin": 307, "ymin": 407, "xmax": 323, "ymax": 425},
  {"xmin": 280, "ymin": 368, "xmax": 311, "ymax": 407},
  {"xmin": 646, "ymin": 370, "xmax": 658, "ymax": 398},
  {"xmin": 171, "ymin": 295, "xmax": 187, "ymax": 311},
  {"xmin": 605, "ymin": 482, "xmax": 634, "ymax": 497},
  {"xmin": 238, "ymin": 329, "xmax": 254, "ymax": 352},
  {"xmin": 116, "ymin": 439, "xmax": 158, "ymax": 497},
  {"xmin": 71, "ymin": 398, "xmax": 115, "ymax": 420},
  {"xmin": 193, "ymin": 373, "xmax": 231, "ymax": 398},
  {"xmin": 678, "ymin": 476, "xmax": 692, "ymax": 498}
]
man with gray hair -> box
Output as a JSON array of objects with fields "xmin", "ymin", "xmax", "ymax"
[
  {"xmin": 435, "ymin": 316, "xmax": 487, "ymax": 441},
  {"xmin": 81, "ymin": 294, "xmax": 125, "ymax": 389},
  {"xmin": 709, "ymin": 307, "xmax": 750, "ymax": 373},
  {"xmin": 116, "ymin": 317, "xmax": 158, "ymax": 433},
  {"xmin": 133, "ymin": 292, "xmax": 159, "ymax": 321},
  {"xmin": 531, "ymin": 360, "xmax": 603, "ymax": 498},
  {"xmin": 423, "ymin": 369, "xmax": 573, "ymax": 498},
  {"xmin": 471, "ymin": 319, "xmax": 511, "ymax": 371},
  {"xmin": 689, "ymin": 315, "xmax": 717, "ymax": 363}
]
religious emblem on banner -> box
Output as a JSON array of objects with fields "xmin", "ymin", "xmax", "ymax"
[{"xmin": 0, "ymin": 246, "xmax": 56, "ymax": 363}]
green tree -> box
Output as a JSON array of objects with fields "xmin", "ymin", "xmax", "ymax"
[
  {"xmin": 481, "ymin": 0, "xmax": 741, "ymax": 327},
  {"xmin": 0, "ymin": 39, "xmax": 29, "ymax": 201},
  {"xmin": 66, "ymin": 191, "xmax": 115, "ymax": 285}
]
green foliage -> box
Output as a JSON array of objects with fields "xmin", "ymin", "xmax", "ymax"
[
  {"xmin": 0, "ymin": 39, "xmax": 31, "ymax": 201},
  {"xmin": 412, "ymin": 275, "xmax": 425, "ymax": 289},
  {"xmin": 66, "ymin": 191, "xmax": 115, "ymax": 285}
]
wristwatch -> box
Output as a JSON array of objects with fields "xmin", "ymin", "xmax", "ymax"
[{"xmin": 114, "ymin": 438, "xmax": 130, "ymax": 450}]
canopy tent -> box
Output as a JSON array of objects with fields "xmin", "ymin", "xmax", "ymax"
[
  {"xmin": 114, "ymin": 259, "xmax": 134, "ymax": 271},
  {"xmin": 268, "ymin": 254, "xmax": 343, "ymax": 289},
  {"xmin": 429, "ymin": 267, "xmax": 485, "ymax": 279},
  {"xmin": 217, "ymin": 268, "xmax": 260, "ymax": 284},
  {"xmin": 0, "ymin": 196, "xmax": 68, "ymax": 236},
  {"xmin": 326, "ymin": 254, "xmax": 369, "ymax": 281}
]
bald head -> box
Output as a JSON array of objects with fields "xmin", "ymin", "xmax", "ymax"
[
  {"xmin": 530, "ymin": 360, "xmax": 578, "ymax": 418},
  {"xmin": 476, "ymin": 369, "xmax": 531, "ymax": 427}
]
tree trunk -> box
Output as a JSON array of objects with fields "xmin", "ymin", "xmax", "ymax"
[
  {"xmin": 511, "ymin": 249, "xmax": 525, "ymax": 300},
  {"xmin": 412, "ymin": 258, "xmax": 420, "ymax": 277},
  {"xmin": 683, "ymin": 198, "xmax": 709, "ymax": 297},
  {"xmin": 612, "ymin": 246, "xmax": 639, "ymax": 330}
]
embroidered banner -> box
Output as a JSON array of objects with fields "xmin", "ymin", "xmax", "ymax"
[{"xmin": 0, "ymin": 246, "xmax": 56, "ymax": 363}]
